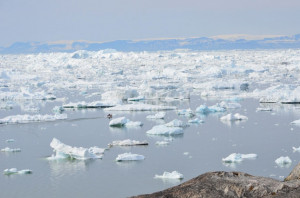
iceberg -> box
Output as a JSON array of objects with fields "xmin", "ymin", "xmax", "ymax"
[
  {"xmin": 195, "ymin": 104, "xmax": 226, "ymax": 114},
  {"xmin": 177, "ymin": 108, "xmax": 194, "ymax": 117},
  {"xmin": 104, "ymin": 104, "xmax": 176, "ymax": 111},
  {"xmin": 63, "ymin": 101, "xmax": 116, "ymax": 109},
  {"xmin": 1, "ymin": 147, "xmax": 21, "ymax": 152},
  {"xmin": 146, "ymin": 112, "xmax": 166, "ymax": 119},
  {"xmin": 146, "ymin": 125, "xmax": 183, "ymax": 135},
  {"xmin": 109, "ymin": 117, "xmax": 143, "ymax": 127},
  {"xmin": 188, "ymin": 118, "xmax": 204, "ymax": 124},
  {"xmin": 3, "ymin": 168, "xmax": 32, "ymax": 175},
  {"xmin": 115, "ymin": 152, "xmax": 145, "ymax": 161},
  {"xmin": 222, "ymin": 153, "xmax": 257, "ymax": 163},
  {"xmin": 165, "ymin": 119, "xmax": 186, "ymax": 127},
  {"xmin": 292, "ymin": 146, "xmax": 300, "ymax": 152},
  {"xmin": 155, "ymin": 141, "xmax": 170, "ymax": 145},
  {"xmin": 6, "ymin": 139, "xmax": 15, "ymax": 143},
  {"xmin": 219, "ymin": 101, "xmax": 241, "ymax": 109},
  {"xmin": 220, "ymin": 113, "xmax": 248, "ymax": 121},
  {"xmin": 291, "ymin": 119, "xmax": 300, "ymax": 125},
  {"xmin": 108, "ymin": 139, "xmax": 148, "ymax": 147},
  {"xmin": 154, "ymin": 171, "xmax": 184, "ymax": 180},
  {"xmin": 275, "ymin": 156, "xmax": 292, "ymax": 167},
  {"xmin": 0, "ymin": 114, "xmax": 67, "ymax": 124},
  {"xmin": 48, "ymin": 138, "xmax": 104, "ymax": 160}
]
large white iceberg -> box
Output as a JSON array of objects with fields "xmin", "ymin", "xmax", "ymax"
[
  {"xmin": 108, "ymin": 139, "xmax": 148, "ymax": 147},
  {"xmin": 48, "ymin": 138, "xmax": 104, "ymax": 160},
  {"xmin": 222, "ymin": 153, "xmax": 257, "ymax": 163},
  {"xmin": 0, "ymin": 114, "xmax": 67, "ymax": 124},
  {"xmin": 115, "ymin": 152, "xmax": 145, "ymax": 161},
  {"xmin": 154, "ymin": 171, "xmax": 184, "ymax": 180},
  {"xmin": 109, "ymin": 117, "xmax": 143, "ymax": 127},
  {"xmin": 105, "ymin": 104, "xmax": 176, "ymax": 111},
  {"xmin": 146, "ymin": 125, "xmax": 183, "ymax": 135}
]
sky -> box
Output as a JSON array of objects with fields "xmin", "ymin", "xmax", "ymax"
[{"xmin": 0, "ymin": 0, "xmax": 300, "ymax": 46}]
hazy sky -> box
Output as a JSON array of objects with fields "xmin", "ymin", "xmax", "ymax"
[{"xmin": 0, "ymin": 0, "xmax": 300, "ymax": 46}]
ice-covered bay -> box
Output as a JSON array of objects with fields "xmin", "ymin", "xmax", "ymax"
[{"xmin": 1, "ymin": 49, "xmax": 300, "ymax": 198}]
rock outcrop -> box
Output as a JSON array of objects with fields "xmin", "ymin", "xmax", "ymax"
[{"xmin": 132, "ymin": 163, "xmax": 300, "ymax": 198}]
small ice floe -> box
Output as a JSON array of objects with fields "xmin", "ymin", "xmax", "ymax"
[
  {"xmin": 220, "ymin": 113, "xmax": 248, "ymax": 121},
  {"xmin": 3, "ymin": 168, "xmax": 32, "ymax": 175},
  {"xmin": 108, "ymin": 139, "xmax": 148, "ymax": 147},
  {"xmin": 63, "ymin": 101, "xmax": 116, "ymax": 109},
  {"xmin": 275, "ymin": 156, "xmax": 292, "ymax": 168},
  {"xmin": 0, "ymin": 114, "xmax": 67, "ymax": 124},
  {"xmin": 128, "ymin": 96, "xmax": 145, "ymax": 101},
  {"xmin": 219, "ymin": 101, "xmax": 241, "ymax": 109},
  {"xmin": 165, "ymin": 119, "xmax": 186, "ymax": 127},
  {"xmin": 222, "ymin": 153, "xmax": 257, "ymax": 163},
  {"xmin": 109, "ymin": 117, "xmax": 143, "ymax": 127},
  {"xmin": 177, "ymin": 108, "xmax": 194, "ymax": 117},
  {"xmin": 155, "ymin": 141, "xmax": 170, "ymax": 145},
  {"xmin": 115, "ymin": 152, "xmax": 145, "ymax": 161},
  {"xmin": 154, "ymin": 171, "xmax": 184, "ymax": 180},
  {"xmin": 6, "ymin": 139, "xmax": 15, "ymax": 143},
  {"xmin": 1, "ymin": 147, "xmax": 21, "ymax": 152},
  {"xmin": 291, "ymin": 119, "xmax": 300, "ymax": 125},
  {"xmin": 183, "ymin": 152, "xmax": 189, "ymax": 155},
  {"xmin": 195, "ymin": 104, "xmax": 226, "ymax": 114},
  {"xmin": 256, "ymin": 107, "xmax": 273, "ymax": 112},
  {"xmin": 146, "ymin": 125, "xmax": 183, "ymax": 136},
  {"xmin": 48, "ymin": 138, "xmax": 104, "ymax": 160},
  {"xmin": 188, "ymin": 118, "xmax": 204, "ymax": 124},
  {"xmin": 52, "ymin": 106, "xmax": 65, "ymax": 114},
  {"xmin": 292, "ymin": 146, "xmax": 300, "ymax": 152},
  {"xmin": 104, "ymin": 104, "xmax": 176, "ymax": 111},
  {"xmin": 146, "ymin": 112, "xmax": 166, "ymax": 119}
]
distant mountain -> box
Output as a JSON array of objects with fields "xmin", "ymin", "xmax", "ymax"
[{"xmin": 1, "ymin": 34, "xmax": 300, "ymax": 54}]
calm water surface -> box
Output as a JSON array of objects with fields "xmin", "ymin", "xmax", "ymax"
[{"xmin": 1, "ymin": 96, "xmax": 300, "ymax": 198}]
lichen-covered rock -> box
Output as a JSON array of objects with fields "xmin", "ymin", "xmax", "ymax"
[{"xmin": 132, "ymin": 169, "xmax": 300, "ymax": 198}]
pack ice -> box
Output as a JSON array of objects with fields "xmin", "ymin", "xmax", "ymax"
[{"xmin": 48, "ymin": 138, "xmax": 104, "ymax": 160}]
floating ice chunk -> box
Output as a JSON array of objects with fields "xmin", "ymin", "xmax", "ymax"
[
  {"xmin": 128, "ymin": 96, "xmax": 145, "ymax": 101},
  {"xmin": 275, "ymin": 156, "xmax": 292, "ymax": 167},
  {"xmin": 146, "ymin": 112, "xmax": 166, "ymax": 119},
  {"xmin": 196, "ymin": 104, "xmax": 226, "ymax": 114},
  {"xmin": 104, "ymin": 104, "xmax": 176, "ymax": 111},
  {"xmin": 63, "ymin": 101, "xmax": 116, "ymax": 109},
  {"xmin": 256, "ymin": 107, "xmax": 273, "ymax": 112},
  {"xmin": 177, "ymin": 108, "xmax": 194, "ymax": 117},
  {"xmin": 291, "ymin": 120, "xmax": 300, "ymax": 125},
  {"xmin": 165, "ymin": 119, "xmax": 186, "ymax": 127},
  {"xmin": 52, "ymin": 106, "xmax": 65, "ymax": 113},
  {"xmin": 154, "ymin": 171, "xmax": 184, "ymax": 180},
  {"xmin": 109, "ymin": 117, "xmax": 143, "ymax": 127},
  {"xmin": 6, "ymin": 139, "xmax": 15, "ymax": 143},
  {"xmin": 220, "ymin": 113, "xmax": 248, "ymax": 121},
  {"xmin": 101, "ymin": 89, "xmax": 138, "ymax": 101},
  {"xmin": 3, "ymin": 168, "xmax": 32, "ymax": 175},
  {"xmin": 188, "ymin": 118, "xmax": 204, "ymax": 124},
  {"xmin": 49, "ymin": 138, "xmax": 103, "ymax": 160},
  {"xmin": 195, "ymin": 105, "xmax": 210, "ymax": 114},
  {"xmin": 219, "ymin": 101, "xmax": 241, "ymax": 109},
  {"xmin": 155, "ymin": 141, "xmax": 170, "ymax": 145},
  {"xmin": 115, "ymin": 152, "xmax": 145, "ymax": 161},
  {"xmin": 292, "ymin": 146, "xmax": 300, "ymax": 152},
  {"xmin": 146, "ymin": 125, "xmax": 183, "ymax": 135},
  {"xmin": 1, "ymin": 147, "xmax": 21, "ymax": 152},
  {"xmin": 108, "ymin": 139, "xmax": 148, "ymax": 147},
  {"xmin": 222, "ymin": 153, "xmax": 257, "ymax": 163},
  {"xmin": 0, "ymin": 114, "xmax": 67, "ymax": 124}
]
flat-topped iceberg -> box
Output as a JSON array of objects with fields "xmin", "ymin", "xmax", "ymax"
[
  {"xmin": 48, "ymin": 138, "xmax": 104, "ymax": 160},
  {"xmin": 275, "ymin": 156, "xmax": 292, "ymax": 167},
  {"xmin": 3, "ymin": 168, "xmax": 32, "ymax": 175},
  {"xmin": 108, "ymin": 139, "xmax": 148, "ymax": 147},
  {"xmin": 109, "ymin": 117, "xmax": 143, "ymax": 127},
  {"xmin": 220, "ymin": 113, "xmax": 248, "ymax": 121},
  {"xmin": 63, "ymin": 100, "xmax": 117, "ymax": 109},
  {"xmin": 154, "ymin": 171, "xmax": 184, "ymax": 180},
  {"xmin": 1, "ymin": 147, "xmax": 21, "ymax": 152},
  {"xmin": 115, "ymin": 152, "xmax": 145, "ymax": 161},
  {"xmin": 222, "ymin": 153, "xmax": 257, "ymax": 163},
  {"xmin": 104, "ymin": 104, "xmax": 176, "ymax": 111},
  {"xmin": 146, "ymin": 112, "xmax": 166, "ymax": 119},
  {"xmin": 0, "ymin": 114, "xmax": 67, "ymax": 124},
  {"xmin": 146, "ymin": 125, "xmax": 183, "ymax": 135}
]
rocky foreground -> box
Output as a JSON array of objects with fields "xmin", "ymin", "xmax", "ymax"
[{"xmin": 132, "ymin": 163, "xmax": 300, "ymax": 198}]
